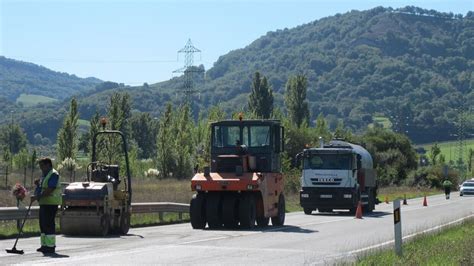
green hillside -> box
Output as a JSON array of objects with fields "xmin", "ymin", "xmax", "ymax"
[{"xmin": 0, "ymin": 56, "xmax": 101, "ymax": 101}]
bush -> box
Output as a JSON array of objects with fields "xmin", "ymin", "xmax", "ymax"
[{"xmin": 407, "ymin": 166, "xmax": 459, "ymax": 189}]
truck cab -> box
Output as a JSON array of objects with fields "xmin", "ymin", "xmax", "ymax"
[
  {"xmin": 299, "ymin": 140, "xmax": 377, "ymax": 214},
  {"xmin": 210, "ymin": 119, "xmax": 284, "ymax": 174}
]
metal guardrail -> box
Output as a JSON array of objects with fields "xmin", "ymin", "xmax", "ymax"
[{"xmin": 0, "ymin": 202, "xmax": 190, "ymax": 221}]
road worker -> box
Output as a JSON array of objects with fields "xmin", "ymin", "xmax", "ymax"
[
  {"xmin": 442, "ymin": 179, "xmax": 453, "ymax": 200},
  {"xmin": 31, "ymin": 157, "xmax": 62, "ymax": 253}
]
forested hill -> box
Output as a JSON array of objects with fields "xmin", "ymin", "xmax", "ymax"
[
  {"xmin": 78, "ymin": 6, "xmax": 474, "ymax": 143},
  {"xmin": 4, "ymin": 6, "xmax": 474, "ymax": 144},
  {"xmin": 199, "ymin": 6, "xmax": 474, "ymax": 143},
  {"xmin": 0, "ymin": 56, "xmax": 101, "ymax": 101}
]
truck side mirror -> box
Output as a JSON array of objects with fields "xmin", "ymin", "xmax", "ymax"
[
  {"xmin": 295, "ymin": 152, "xmax": 303, "ymax": 167},
  {"xmin": 357, "ymin": 154, "xmax": 362, "ymax": 170}
]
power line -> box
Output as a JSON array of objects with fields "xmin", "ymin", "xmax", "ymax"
[{"xmin": 6, "ymin": 56, "xmax": 180, "ymax": 63}]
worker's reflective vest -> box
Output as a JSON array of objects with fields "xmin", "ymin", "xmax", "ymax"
[
  {"xmin": 38, "ymin": 169, "xmax": 62, "ymax": 205},
  {"xmin": 442, "ymin": 180, "xmax": 452, "ymax": 188}
]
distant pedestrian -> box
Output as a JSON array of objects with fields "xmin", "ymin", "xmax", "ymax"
[
  {"xmin": 31, "ymin": 157, "xmax": 62, "ymax": 253},
  {"xmin": 442, "ymin": 179, "xmax": 453, "ymax": 200}
]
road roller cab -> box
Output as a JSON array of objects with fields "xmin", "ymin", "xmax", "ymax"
[
  {"xmin": 190, "ymin": 118, "xmax": 285, "ymax": 229},
  {"xmin": 60, "ymin": 119, "xmax": 132, "ymax": 236}
]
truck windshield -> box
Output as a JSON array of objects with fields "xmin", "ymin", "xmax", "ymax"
[
  {"xmin": 304, "ymin": 154, "xmax": 352, "ymax": 170},
  {"xmin": 249, "ymin": 126, "xmax": 270, "ymax": 147},
  {"xmin": 213, "ymin": 126, "xmax": 240, "ymax": 147},
  {"xmin": 212, "ymin": 125, "xmax": 271, "ymax": 148}
]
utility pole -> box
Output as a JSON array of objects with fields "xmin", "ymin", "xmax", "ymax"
[
  {"xmin": 455, "ymin": 101, "xmax": 467, "ymax": 181},
  {"xmin": 173, "ymin": 39, "xmax": 204, "ymax": 105}
]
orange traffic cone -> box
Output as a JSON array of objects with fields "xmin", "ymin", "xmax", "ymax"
[
  {"xmin": 403, "ymin": 194, "xmax": 408, "ymax": 205},
  {"xmin": 355, "ymin": 201, "xmax": 363, "ymax": 219},
  {"xmin": 385, "ymin": 196, "xmax": 389, "ymax": 204},
  {"xmin": 423, "ymin": 195, "xmax": 428, "ymax": 207}
]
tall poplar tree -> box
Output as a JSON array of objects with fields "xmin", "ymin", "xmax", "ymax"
[
  {"xmin": 88, "ymin": 112, "xmax": 100, "ymax": 161},
  {"xmin": 314, "ymin": 113, "xmax": 331, "ymax": 142},
  {"xmin": 156, "ymin": 103, "xmax": 176, "ymax": 178},
  {"xmin": 57, "ymin": 98, "xmax": 79, "ymax": 161},
  {"xmin": 285, "ymin": 75, "xmax": 310, "ymax": 127},
  {"xmin": 248, "ymin": 71, "xmax": 273, "ymax": 119},
  {"xmin": 174, "ymin": 104, "xmax": 194, "ymax": 179},
  {"xmin": 131, "ymin": 112, "xmax": 158, "ymax": 159}
]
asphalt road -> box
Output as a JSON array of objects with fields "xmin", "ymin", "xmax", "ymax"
[{"xmin": 1, "ymin": 193, "xmax": 473, "ymax": 265}]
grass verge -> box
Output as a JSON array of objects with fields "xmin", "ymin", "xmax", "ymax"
[{"xmin": 357, "ymin": 219, "xmax": 474, "ymax": 265}]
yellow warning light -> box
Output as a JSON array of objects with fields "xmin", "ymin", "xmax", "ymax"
[{"xmin": 100, "ymin": 117, "xmax": 108, "ymax": 129}]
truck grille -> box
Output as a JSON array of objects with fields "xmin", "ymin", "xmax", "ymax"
[{"xmin": 310, "ymin": 178, "xmax": 342, "ymax": 185}]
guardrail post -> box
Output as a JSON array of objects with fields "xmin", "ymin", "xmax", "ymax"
[
  {"xmin": 393, "ymin": 199, "xmax": 402, "ymax": 256},
  {"xmin": 178, "ymin": 212, "xmax": 183, "ymax": 220},
  {"xmin": 159, "ymin": 212, "xmax": 163, "ymax": 222}
]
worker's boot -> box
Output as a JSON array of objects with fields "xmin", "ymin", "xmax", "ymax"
[
  {"xmin": 42, "ymin": 246, "xmax": 55, "ymax": 254},
  {"xmin": 37, "ymin": 234, "xmax": 46, "ymax": 252}
]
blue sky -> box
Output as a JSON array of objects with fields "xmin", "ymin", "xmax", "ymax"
[{"xmin": 1, "ymin": 0, "xmax": 472, "ymax": 85}]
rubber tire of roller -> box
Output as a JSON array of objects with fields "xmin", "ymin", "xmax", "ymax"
[
  {"xmin": 206, "ymin": 193, "xmax": 222, "ymax": 229},
  {"xmin": 190, "ymin": 193, "xmax": 206, "ymax": 229},
  {"xmin": 222, "ymin": 194, "xmax": 239, "ymax": 228},
  {"xmin": 271, "ymin": 194, "xmax": 285, "ymax": 226},
  {"xmin": 239, "ymin": 194, "xmax": 256, "ymax": 229}
]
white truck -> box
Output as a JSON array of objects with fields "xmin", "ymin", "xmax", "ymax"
[{"xmin": 299, "ymin": 140, "xmax": 378, "ymax": 214}]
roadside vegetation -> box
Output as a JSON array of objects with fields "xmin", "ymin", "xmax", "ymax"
[{"xmin": 357, "ymin": 219, "xmax": 474, "ymax": 265}]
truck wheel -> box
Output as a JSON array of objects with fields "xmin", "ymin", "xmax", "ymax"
[
  {"xmin": 349, "ymin": 207, "xmax": 356, "ymax": 214},
  {"xmin": 304, "ymin": 208, "xmax": 313, "ymax": 215},
  {"xmin": 256, "ymin": 217, "xmax": 269, "ymax": 227},
  {"xmin": 190, "ymin": 193, "xmax": 206, "ymax": 229},
  {"xmin": 222, "ymin": 194, "xmax": 239, "ymax": 228},
  {"xmin": 239, "ymin": 194, "xmax": 256, "ymax": 229},
  {"xmin": 363, "ymin": 190, "xmax": 374, "ymax": 213},
  {"xmin": 206, "ymin": 193, "xmax": 222, "ymax": 228},
  {"xmin": 271, "ymin": 194, "xmax": 285, "ymax": 226}
]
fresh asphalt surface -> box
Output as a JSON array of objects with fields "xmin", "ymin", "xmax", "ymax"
[{"xmin": 1, "ymin": 194, "xmax": 473, "ymax": 265}]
